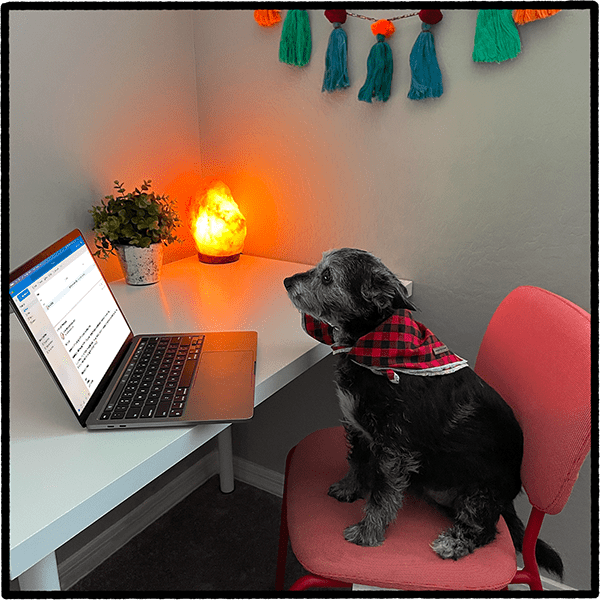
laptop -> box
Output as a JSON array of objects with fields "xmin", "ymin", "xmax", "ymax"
[{"xmin": 8, "ymin": 229, "xmax": 257, "ymax": 430}]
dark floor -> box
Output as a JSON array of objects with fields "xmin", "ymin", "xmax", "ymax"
[{"xmin": 68, "ymin": 475, "xmax": 309, "ymax": 592}]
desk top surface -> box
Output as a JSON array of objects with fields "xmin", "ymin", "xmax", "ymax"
[{"xmin": 9, "ymin": 253, "xmax": 329, "ymax": 577}]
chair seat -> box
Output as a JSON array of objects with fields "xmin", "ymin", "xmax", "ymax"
[{"xmin": 287, "ymin": 427, "xmax": 518, "ymax": 591}]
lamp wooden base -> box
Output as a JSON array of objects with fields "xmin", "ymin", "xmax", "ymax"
[{"xmin": 197, "ymin": 253, "xmax": 241, "ymax": 264}]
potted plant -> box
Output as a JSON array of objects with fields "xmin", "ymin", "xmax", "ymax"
[{"xmin": 90, "ymin": 180, "xmax": 181, "ymax": 285}]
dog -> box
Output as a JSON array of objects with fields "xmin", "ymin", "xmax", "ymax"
[{"xmin": 284, "ymin": 248, "xmax": 563, "ymax": 578}]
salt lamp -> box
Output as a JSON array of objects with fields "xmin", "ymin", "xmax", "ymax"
[{"xmin": 189, "ymin": 180, "xmax": 247, "ymax": 263}]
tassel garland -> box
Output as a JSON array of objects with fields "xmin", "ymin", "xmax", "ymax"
[
  {"xmin": 254, "ymin": 10, "xmax": 281, "ymax": 27},
  {"xmin": 513, "ymin": 9, "xmax": 561, "ymax": 25},
  {"xmin": 254, "ymin": 9, "xmax": 560, "ymax": 102},
  {"xmin": 322, "ymin": 10, "xmax": 350, "ymax": 92},
  {"xmin": 473, "ymin": 9, "xmax": 521, "ymax": 63},
  {"xmin": 358, "ymin": 20, "xmax": 395, "ymax": 103},
  {"xmin": 279, "ymin": 9, "xmax": 311, "ymax": 67},
  {"xmin": 408, "ymin": 10, "xmax": 443, "ymax": 100}
]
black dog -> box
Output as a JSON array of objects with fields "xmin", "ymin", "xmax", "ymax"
[{"xmin": 284, "ymin": 248, "xmax": 562, "ymax": 578}]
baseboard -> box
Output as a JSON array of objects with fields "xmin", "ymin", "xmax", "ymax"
[
  {"xmin": 233, "ymin": 456, "xmax": 284, "ymax": 498},
  {"xmin": 540, "ymin": 575, "xmax": 577, "ymax": 591}
]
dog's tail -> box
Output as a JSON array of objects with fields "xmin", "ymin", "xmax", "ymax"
[{"xmin": 502, "ymin": 502, "xmax": 564, "ymax": 581}]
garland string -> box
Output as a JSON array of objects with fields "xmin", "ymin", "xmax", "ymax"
[{"xmin": 346, "ymin": 11, "xmax": 419, "ymax": 22}]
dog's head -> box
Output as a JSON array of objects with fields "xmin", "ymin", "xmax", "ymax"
[{"xmin": 284, "ymin": 248, "xmax": 416, "ymax": 345}]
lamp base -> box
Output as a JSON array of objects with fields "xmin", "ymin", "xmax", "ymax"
[{"xmin": 198, "ymin": 253, "xmax": 241, "ymax": 264}]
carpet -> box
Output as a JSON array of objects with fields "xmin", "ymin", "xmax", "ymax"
[{"xmin": 68, "ymin": 476, "xmax": 308, "ymax": 592}]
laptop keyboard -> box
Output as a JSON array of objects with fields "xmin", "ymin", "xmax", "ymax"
[{"xmin": 99, "ymin": 335, "xmax": 204, "ymax": 421}]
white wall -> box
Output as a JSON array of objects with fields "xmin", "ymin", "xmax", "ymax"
[{"xmin": 9, "ymin": 10, "xmax": 202, "ymax": 281}]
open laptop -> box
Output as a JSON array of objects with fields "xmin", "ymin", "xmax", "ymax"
[{"xmin": 8, "ymin": 229, "xmax": 257, "ymax": 430}]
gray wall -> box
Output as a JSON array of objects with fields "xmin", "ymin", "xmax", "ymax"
[
  {"xmin": 193, "ymin": 9, "xmax": 590, "ymax": 367},
  {"xmin": 9, "ymin": 10, "xmax": 202, "ymax": 281},
  {"xmin": 9, "ymin": 8, "xmax": 592, "ymax": 590},
  {"xmin": 197, "ymin": 9, "xmax": 592, "ymax": 590}
]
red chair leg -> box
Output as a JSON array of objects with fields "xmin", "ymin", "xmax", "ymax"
[
  {"xmin": 290, "ymin": 574, "xmax": 352, "ymax": 591},
  {"xmin": 275, "ymin": 508, "xmax": 289, "ymax": 590},
  {"xmin": 275, "ymin": 446, "xmax": 295, "ymax": 591},
  {"xmin": 509, "ymin": 507, "xmax": 545, "ymax": 591},
  {"xmin": 276, "ymin": 444, "xmax": 353, "ymax": 592}
]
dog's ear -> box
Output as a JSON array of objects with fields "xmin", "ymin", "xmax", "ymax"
[{"xmin": 361, "ymin": 272, "xmax": 417, "ymax": 312}]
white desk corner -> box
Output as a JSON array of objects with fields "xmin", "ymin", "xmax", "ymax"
[{"xmin": 10, "ymin": 253, "xmax": 330, "ymax": 590}]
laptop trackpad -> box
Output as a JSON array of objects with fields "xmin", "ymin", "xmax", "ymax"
[{"xmin": 188, "ymin": 351, "xmax": 255, "ymax": 421}]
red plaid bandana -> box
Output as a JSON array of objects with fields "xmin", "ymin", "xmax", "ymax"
[{"xmin": 302, "ymin": 310, "xmax": 468, "ymax": 382}]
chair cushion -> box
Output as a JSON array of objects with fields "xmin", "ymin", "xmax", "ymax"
[{"xmin": 287, "ymin": 427, "xmax": 517, "ymax": 591}]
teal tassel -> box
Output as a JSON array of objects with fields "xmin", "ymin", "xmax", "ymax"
[
  {"xmin": 322, "ymin": 23, "xmax": 349, "ymax": 92},
  {"xmin": 358, "ymin": 34, "xmax": 393, "ymax": 103},
  {"xmin": 408, "ymin": 24, "xmax": 443, "ymax": 100},
  {"xmin": 279, "ymin": 10, "xmax": 311, "ymax": 67},
  {"xmin": 473, "ymin": 9, "xmax": 521, "ymax": 63}
]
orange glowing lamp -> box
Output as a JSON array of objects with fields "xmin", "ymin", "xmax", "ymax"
[{"xmin": 189, "ymin": 180, "xmax": 247, "ymax": 263}]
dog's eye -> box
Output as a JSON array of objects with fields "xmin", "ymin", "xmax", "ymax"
[{"xmin": 321, "ymin": 268, "xmax": 332, "ymax": 285}]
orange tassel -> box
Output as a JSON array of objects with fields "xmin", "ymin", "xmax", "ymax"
[
  {"xmin": 513, "ymin": 9, "xmax": 561, "ymax": 25},
  {"xmin": 254, "ymin": 10, "xmax": 282, "ymax": 27}
]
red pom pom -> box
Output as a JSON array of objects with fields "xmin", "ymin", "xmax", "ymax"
[
  {"xmin": 419, "ymin": 10, "xmax": 443, "ymax": 25},
  {"xmin": 324, "ymin": 9, "xmax": 347, "ymax": 24}
]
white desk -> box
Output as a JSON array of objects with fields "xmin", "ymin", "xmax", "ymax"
[{"xmin": 10, "ymin": 254, "xmax": 330, "ymax": 591}]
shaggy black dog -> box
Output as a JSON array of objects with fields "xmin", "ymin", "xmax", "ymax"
[{"xmin": 284, "ymin": 248, "xmax": 562, "ymax": 578}]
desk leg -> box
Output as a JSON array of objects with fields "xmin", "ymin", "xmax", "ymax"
[
  {"xmin": 18, "ymin": 552, "xmax": 61, "ymax": 591},
  {"xmin": 217, "ymin": 426, "xmax": 235, "ymax": 493}
]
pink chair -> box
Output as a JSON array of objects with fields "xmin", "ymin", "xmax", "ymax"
[{"xmin": 275, "ymin": 286, "xmax": 590, "ymax": 591}]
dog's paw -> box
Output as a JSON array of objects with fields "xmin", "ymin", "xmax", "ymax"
[
  {"xmin": 430, "ymin": 529, "xmax": 474, "ymax": 560},
  {"xmin": 328, "ymin": 480, "xmax": 360, "ymax": 503},
  {"xmin": 344, "ymin": 522, "xmax": 384, "ymax": 547}
]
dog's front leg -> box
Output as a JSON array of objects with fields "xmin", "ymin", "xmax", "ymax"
[
  {"xmin": 328, "ymin": 429, "xmax": 371, "ymax": 503},
  {"xmin": 343, "ymin": 483, "xmax": 403, "ymax": 546},
  {"xmin": 344, "ymin": 451, "xmax": 414, "ymax": 547},
  {"xmin": 328, "ymin": 469, "xmax": 362, "ymax": 503}
]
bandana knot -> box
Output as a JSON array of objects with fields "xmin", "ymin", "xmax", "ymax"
[{"xmin": 302, "ymin": 309, "xmax": 468, "ymax": 382}]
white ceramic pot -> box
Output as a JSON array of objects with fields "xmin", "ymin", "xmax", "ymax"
[{"xmin": 116, "ymin": 243, "xmax": 164, "ymax": 285}]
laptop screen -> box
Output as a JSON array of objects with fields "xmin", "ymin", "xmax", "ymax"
[{"xmin": 9, "ymin": 232, "xmax": 131, "ymax": 418}]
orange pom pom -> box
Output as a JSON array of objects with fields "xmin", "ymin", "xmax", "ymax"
[
  {"xmin": 513, "ymin": 9, "xmax": 560, "ymax": 24},
  {"xmin": 254, "ymin": 10, "xmax": 282, "ymax": 27},
  {"xmin": 371, "ymin": 19, "xmax": 395, "ymax": 38}
]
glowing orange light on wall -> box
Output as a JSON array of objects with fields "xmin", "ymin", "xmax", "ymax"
[{"xmin": 189, "ymin": 179, "xmax": 247, "ymax": 263}]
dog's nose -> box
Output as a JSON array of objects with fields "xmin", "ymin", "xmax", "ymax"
[{"xmin": 283, "ymin": 276, "xmax": 293, "ymax": 291}]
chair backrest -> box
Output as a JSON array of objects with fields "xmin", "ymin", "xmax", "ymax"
[{"xmin": 475, "ymin": 286, "xmax": 591, "ymax": 515}]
